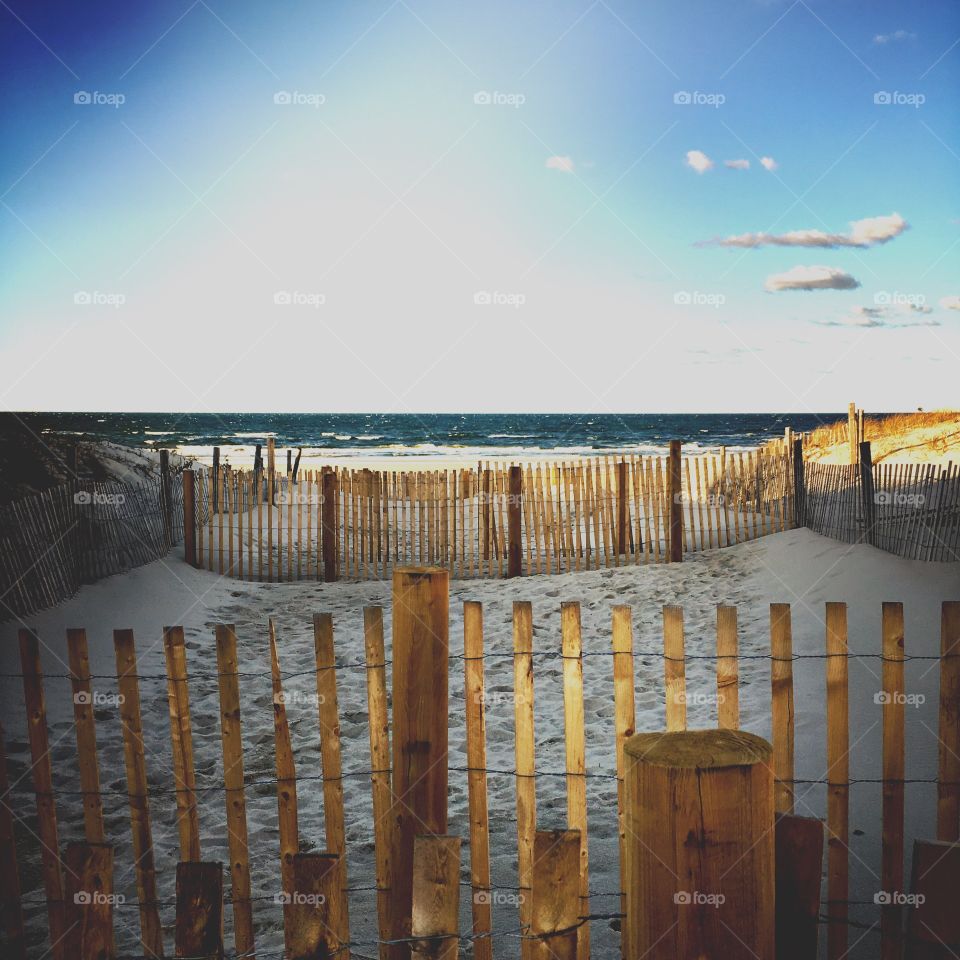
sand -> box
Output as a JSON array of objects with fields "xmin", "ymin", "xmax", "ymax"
[{"xmin": 1, "ymin": 529, "xmax": 957, "ymax": 958}]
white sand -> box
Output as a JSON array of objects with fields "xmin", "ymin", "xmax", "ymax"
[{"xmin": 1, "ymin": 530, "xmax": 957, "ymax": 958}]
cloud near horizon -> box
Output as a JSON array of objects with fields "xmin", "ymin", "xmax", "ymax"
[
  {"xmin": 700, "ymin": 212, "xmax": 908, "ymax": 249},
  {"xmin": 545, "ymin": 155, "xmax": 574, "ymax": 173},
  {"xmin": 765, "ymin": 265, "xmax": 860, "ymax": 292},
  {"xmin": 685, "ymin": 149, "xmax": 713, "ymax": 174},
  {"xmin": 819, "ymin": 303, "xmax": 939, "ymax": 328}
]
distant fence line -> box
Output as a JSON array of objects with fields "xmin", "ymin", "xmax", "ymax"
[{"xmin": 182, "ymin": 444, "xmax": 797, "ymax": 582}]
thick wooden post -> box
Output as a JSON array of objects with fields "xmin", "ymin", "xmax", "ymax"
[
  {"xmin": 322, "ymin": 469, "xmax": 338, "ymax": 582},
  {"xmin": 175, "ymin": 861, "xmax": 223, "ymax": 960},
  {"xmin": 616, "ymin": 459, "xmax": 629, "ymax": 556},
  {"xmin": 183, "ymin": 469, "xmax": 197, "ymax": 567},
  {"xmin": 792, "ymin": 439, "xmax": 805, "ymax": 528},
  {"xmin": 860, "ymin": 441, "xmax": 876, "ymax": 545},
  {"xmin": 668, "ymin": 441, "xmax": 683, "ymax": 562},
  {"xmin": 286, "ymin": 854, "xmax": 340, "ymax": 960},
  {"xmin": 411, "ymin": 836, "xmax": 460, "ymax": 960},
  {"xmin": 64, "ymin": 842, "xmax": 115, "ymax": 960},
  {"xmin": 0, "ymin": 722, "xmax": 26, "ymax": 960},
  {"xmin": 530, "ymin": 830, "xmax": 581, "ymax": 960},
  {"xmin": 937, "ymin": 602, "xmax": 960, "ymax": 841},
  {"xmin": 507, "ymin": 465, "xmax": 523, "ymax": 577},
  {"xmin": 391, "ymin": 568, "xmax": 450, "ymax": 954},
  {"xmin": 775, "ymin": 814, "xmax": 824, "ymax": 960},
  {"xmin": 624, "ymin": 729, "xmax": 774, "ymax": 959}
]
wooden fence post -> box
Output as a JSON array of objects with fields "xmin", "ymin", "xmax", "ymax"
[
  {"xmin": 160, "ymin": 449, "xmax": 173, "ymax": 546},
  {"xmin": 624, "ymin": 729, "xmax": 774, "ymax": 959},
  {"xmin": 411, "ymin": 836, "xmax": 460, "ymax": 960},
  {"xmin": 938, "ymin": 602, "xmax": 960, "ymax": 841},
  {"xmin": 507, "ymin": 465, "xmax": 523, "ymax": 578},
  {"xmin": 183, "ymin": 469, "xmax": 197, "ymax": 567},
  {"xmin": 770, "ymin": 603, "xmax": 795, "ymax": 814},
  {"xmin": 616, "ymin": 459, "xmax": 628, "ymax": 556},
  {"xmin": 530, "ymin": 830, "xmax": 581, "ymax": 960},
  {"xmin": 268, "ymin": 437, "xmax": 276, "ymax": 506},
  {"xmin": 907, "ymin": 839, "xmax": 960, "ymax": 958},
  {"xmin": 0, "ymin": 721, "xmax": 25, "ymax": 960},
  {"xmin": 668, "ymin": 441, "xmax": 683, "ymax": 562},
  {"xmin": 212, "ymin": 447, "xmax": 220, "ymax": 514},
  {"xmin": 792, "ymin": 439, "xmax": 805, "ymax": 528},
  {"xmin": 860, "ymin": 441, "xmax": 876, "ymax": 545},
  {"xmin": 848, "ymin": 402, "xmax": 858, "ymax": 465},
  {"xmin": 322, "ymin": 469, "xmax": 338, "ymax": 582},
  {"xmin": 775, "ymin": 814, "xmax": 824, "ymax": 960},
  {"xmin": 175, "ymin": 861, "xmax": 223, "ymax": 960},
  {"xmin": 286, "ymin": 854, "xmax": 340, "ymax": 960},
  {"xmin": 64, "ymin": 842, "xmax": 115, "ymax": 960},
  {"xmin": 391, "ymin": 568, "xmax": 450, "ymax": 955}
]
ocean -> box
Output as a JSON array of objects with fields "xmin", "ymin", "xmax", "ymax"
[{"xmin": 21, "ymin": 411, "xmax": 845, "ymax": 458}]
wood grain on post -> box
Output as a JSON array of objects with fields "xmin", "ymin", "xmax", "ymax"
[
  {"xmin": 18, "ymin": 630, "xmax": 66, "ymax": 960},
  {"xmin": 825, "ymin": 602, "xmax": 850, "ymax": 960},
  {"xmin": 611, "ymin": 606, "xmax": 635, "ymax": 959},
  {"xmin": 0, "ymin": 722, "xmax": 26, "ymax": 960},
  {"xmin": 286, "ymin": 854, "xmax": 340, "ymax": 960},
  {"xmin": 391, "ymin": 568, "xmax": 449, "ymax": 953},
  {"xmin": 906, "ymin": 839, "xmax": 960, "ymax": 959},
  {"xmin": 411, "ymin": 836, "xmax": 460, "ymax": 960},
  {"xmin": 175, "ymin": 861, "xmax": 223, "ymax": 960},
  {"xmin": 463, "ymin": 602, "xmax": 492, "ymax": 960},
  {"xmin": 67, "ymin": 628, "xmax": 105, "ymax": 843},
  {"xmin": 881, "ymin": 601, "xmax": 906, "ymax": 960},
  {"xmin": 322, "ymin": 470, "xmax": 338, "ymax": 583},
  {"xmin": 662, "ymin": 606, "xmax": 686, "ymax": 731},
  {"xmin": 363, "ymin": 607, "xmax": 393, "ymax": 958},
  {"xmin": 937, "ymin": 602, "xmax": 960, "ymax": 841},
  {"xmin": 770, "ymin": 603, "xmax": 795, "ymax": 814},
  {"xmin": 113, "ymin": 629, "xmax": 164, "ymax": 958},
  {"xmin": 668, "ymin": 441, "xmax": 683, "ymax": 562},
  {"xmin": 183, "ymin": 469, "xmax": 197, "ymax": 566},
  {"xmin": 561, "ymin": 602, "xmax": 590, "ymax": 960},
  {"xmin": 213, "ymin": 625, "xmax": 255, "ymax": 955},
  {"xmin": 164, "ymin": 625, "xmax": 201, "ymax": 861},
  {"xmin": 775, "ymin": 814, "xmax": 824, "ymax": 960},
  {"xmin": 64, "ymin": 842, "xmax": 115, "ymax": 960},
  {"xmin": 313, "ymin": 613, "xmax": 350, "ymax": 956},
  {"xmin": 716, "ymin": 606, "xmax": 739, "ymax": 729},
  {"xmin": 507, "ymin": 465, "xmax": 523, "ymax": 577},
  {"xmin": 624, "ymin": 729, "xmax": 775, "ymax": 959},
  {"xmin": 514, "ymin": 601, "xmax": 536, "ymax": 959},
  {"xmin": 530, "ymin": 830, "xmax": 581, "ymax": 960}
]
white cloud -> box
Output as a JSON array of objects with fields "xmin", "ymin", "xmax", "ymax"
[
  {"xmin": 685, "ymin": 149, "xmax": 713, "ymax": 174},
  {"xmin": 760, "ymin": 156, "xmax": 778, "ymax": 171},
  {"xmin": 545, "ymin": 155, "xmax": 574, "ymax": 173},
  {"xmin": 939, "ymin": 295, "xmax": 960, "ymax": 311},
  {"xmin": 874, "ymin": 29, "xmax": 916, "ymax": 44},
  {"xmin": 725, "ymin": 159, "xmax": 750, "ymax": 170},
  {"xmin": 704, "ymin": 212, "xmax": 908, "ymax": 249},
  {"xmin": 822, "ymin": 303, "xmax": 939, "ymax": 328},
  {"xmin": 765, "ymin": 265, "xmax": 860, "ymax": 292}
]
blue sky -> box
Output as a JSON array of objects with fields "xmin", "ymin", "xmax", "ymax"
[{"xmin": 0, "ymin": 0, "xmax": 958, "ymax": 412}]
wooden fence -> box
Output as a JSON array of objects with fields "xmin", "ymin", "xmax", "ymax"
[
  {"xmin": 184, "ymin": 445, "xmax": 796, "ymax": 581},
  {"xmin": 0, "ymin": 467, "xmax": 184, "ymax": 620},
  {"xmin": 2, "ymin": 584, "xmax": 959, "ymax": 959}
]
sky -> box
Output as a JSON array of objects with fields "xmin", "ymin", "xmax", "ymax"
[{"xmin": 0, "ymin": 0, "xmax": 958, "ymax": 414}]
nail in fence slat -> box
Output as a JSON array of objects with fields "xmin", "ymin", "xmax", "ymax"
[
  {"xmin": 164, "ymin": 625, "xmax": 201, "ymax": 862},
  {"xmin": 411, "ymin": 836, "xmax": 460, "ymax": 960},
  {"xmin": 530, "ymin": 830, "xmax": 580, "ymax": 960},
  {"xmin": 67, "ymin": 628, "xmax": 106, "ymax": 843},
  {"xmin": 825, "ymin": 602, "xmax": 850, "ymax": 960},
  {"xmin": 906, "ymin": 839, "xmax": 960, "ymax": 958},
  {"xmin": 463, "ymin": 602, "xmax": 492, "ymax": 960},
  {"xmin": 716, "ymin": 606, "xmax": 739, "ymax": 729},
  {"xmin": 362, "ymin": 607, "xmax": 393, "ymax": 960},
  {"xmin": 770, "ymin": 604, "xmax": 795, "ymax": 814},
  {"xmin": 513, "ymin": 601, "xmax": 536, "ymax": 960},
  {"xmin": 881, "ymin": 602, "xmax": 906, "ymax": 960},
  {"xmin": 64, "ymin": 842, "xmax": 115, "ymax": 960},
  {"xmin": 774, "ymin": 814, "xmax": 824, "ymax": 960},
  {"xmin": 937, "ymin": 602, "xmax": 960, "ymax": 841},
  {"xmin": 561, "ymin": 602, "xmax": 590, "ymax": 960},
  {"xmin": 286, "ymin": 854, "xmax": 340, "ymax": 960},
  {"xmin": 313, "ymin": 614, "xmax": 350, "ymax": 957},
  {"xmin": 213, "ymin": 625, "xmax": 255, "ymax": 957},
  {"xmin": 662, "ymin": 606, "xmax": 686, "ymax": 731},
  {"xmin": 19, "ymin": 630, "xmax": 66, "ymax": 960},
  {"xmin": 0, "ymin": 721, "xmax": 26, "ymax": 960},
  {"xmin": 610, "ymin": 606, "xmax": 635, "ymax": 960},
  {"xmin": 175, "ymin": 861, "xmax": 223, "ymax": 960},
  {"xmin": 113, "ymin": 628, "xmax": 164, "ymax": 958}
]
